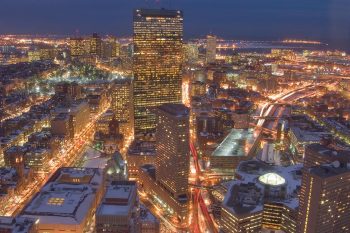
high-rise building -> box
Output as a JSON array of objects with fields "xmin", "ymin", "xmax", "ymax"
[
  {"xmin": 133, "ymin": 9, "xmax": 183, "ymax": 135},
  {"xmin": 90, "ymin": 33, "xmax": 102, "ymax": 57},
  {"xmin": 138, "ymin": 104, "xmax": 190, "ymax": 222},
  {"xmin": 183, "ymin": 43, "xmax": 199, "ymax": 64},
  {"xmin": 102, "ymin": 37, "xmax": 120, "ymax": 58},
  {"xmin": 69, "ymin": 37, "xmax": 85, "ymax": 58},
  {"xmin": 111, "ymin": 79, "xmax": 134, "ymax": 137},
  {"xmin": 154, "ymin": 103, "xmax": 190, "ymax": 199},
  {"xmin": 206, "ymin": 35, "xmax": 217, "ymax": 64},
  {"xmin": 303, "ymin": 143, "xmax": 350, "ymax": 169},
  {"xmin": 220, "ymin": 160, "xmax": 301, "ymax": 233},
  {"xmin": 298, "ymin": 163, "xmax": 350, "ymax": 233}
]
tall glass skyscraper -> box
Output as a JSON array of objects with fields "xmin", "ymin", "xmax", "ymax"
[{"xmin": 133, "ymin": 9, "xmax": 183, "ymax": 135}]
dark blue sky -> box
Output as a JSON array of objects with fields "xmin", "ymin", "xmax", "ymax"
[{"xmin": 0, "ymin": 0, "xmax": 349, "ymax": 50}]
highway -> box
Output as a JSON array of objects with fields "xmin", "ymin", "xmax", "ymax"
[{"xmin": 190, "ymin": 141, "xmax": 218, "ymax": 233}]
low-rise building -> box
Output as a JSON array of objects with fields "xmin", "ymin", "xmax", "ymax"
[
  {"xmin": 96, "ymin": 181, "xmax": 139, "ymax": 233},
  {"xmin": 127, "ymin": 140, "xmax": 156, "ymax": 180},
  {"xmin": 20, "ymin": 167, "xmax": 104, "ymax": 233},
  {"xmin": 0, "ymin": 216, "xmax": 37, "ymax": 233}
]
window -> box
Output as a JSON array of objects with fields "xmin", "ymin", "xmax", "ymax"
[{"xmin": 47, "ymin": 197, "xmax": 65, "ymax": 206}]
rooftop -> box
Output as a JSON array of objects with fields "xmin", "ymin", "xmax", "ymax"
[
  {"xmin": 212, "ymin": 128, "xmax": 256, "ymax": 157},
  {"xmin": 223, "ymin": 160, "xmax": 302, "ymax": 216},
  {"xmin": 97, "ymin": 181, "xmax": 137, "ymax": 216},
  {"xmin": 0, "ymin": 217, "xmax": 35, "ymax": 233},
  {"xmin": 20, "ymin": 167, "xmax": 103, "ymax": 225},
  {"xmin": 134, "ymin": 8, "xmax": 183, "ymax": 18},
  {"xmin": 157, "ymin": 103, "xmax": 189, "ymax": 118},
  {"xmin": 258, "ymin": 173, "xmax": 286, "ymax": 186},
  {"xmin": 21, "ymin": 183, "xmax": 96, "ymax": 225},
  {"xmin": 310, "ymin": 163, "xmax": 350, "ymax": 178}
]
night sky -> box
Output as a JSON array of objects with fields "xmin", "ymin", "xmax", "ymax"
[{"xmin": 0, "ymin": 0, "xmax": 349, "ymax": 50}]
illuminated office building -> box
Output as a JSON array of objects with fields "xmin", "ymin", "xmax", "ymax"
[
  {"xmin": 102, "ymin": 36, "xmax": 120, "ymax": 58},
  {"xmin": 183, "ymin": 43, "xmax": 199, "ymax": 63},
  {"xmin": 221, "ymin": 160, "xmax": 301, "ymax": 233},
  {"xmin": 69, "ymin": 37, "xmax": 85, "ymax": 58},
  {"xmin": 206, "ymin": 35, "xmax": 217, "ymax": 64},
  {"xmin": 111, "ymin": 79, "xmax": 134, "ymax": 137},
  {"xmin": 303, "ymin": 143, "xmax": 350, "ymax": 169},
  {"xmin": 90, "ymin": 33, "xmax": 102, "ymax": 57},
  {"xmin": 133, "ymin": 9, "xmax": 183, "ymax": 135},
  {"xmin": 154, "ymin": 103, "xmax": 190, "ymax": 199},
  {"xmin": 138, "ymin": 104, "xmax": 190, "ymax": 222},
  {"xmin": 298, "ymin": 162, "xmax": 350, "ymax": 233}
]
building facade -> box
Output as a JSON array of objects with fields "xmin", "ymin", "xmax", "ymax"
[
  {"xmin": 154, "ymin": 104, "xmax": 189, "ymax": 199},
  {"xmin": 133, "ymin": 9, "xmax": 183, "ymax": 135},
  {"xmin": 298, "ymin": 164, "xmax": 350, "ymax": 233},
  {"xmin": 206, "ymin": 35, "xmax": 217, "ymax": 64}
]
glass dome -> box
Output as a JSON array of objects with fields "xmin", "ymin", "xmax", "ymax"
[{"xmin": 258, "ymin": 172, "xmax": 286, "ymax": 186}]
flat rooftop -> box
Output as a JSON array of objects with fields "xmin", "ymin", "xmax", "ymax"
[
  {"xmin": 290, "ymin": 127, "xmax": 330, "ymax": 143},
  {"xmin": 134, "ymin": 8, "xmax": 183, "ymax": 18},
  {"xmin": 0, "ymin": 217, "xmax": 35, "ymax": 233},
  {"xmin": 157, "ymin": 103, "xmax": 189, "ymax": 118},
  {"xmin": 310, "ymin": 163, "xmax": 350, "ymax": 178},
  {"xmin": 97, "ymin": 181, "xmax": 137, "ymax": 217},
  {"xmin": 21, "ymin": 167, "xmax": 103, "ymax": 225},
  {"xmin": 307, "ymin": 143, "xmax": 350, "ymax": 159},
  {"xmin": 212, "ymin": 128, "xmax": 255, "ymax": 157},
  {"xmin": 223, "ymin": 160, "xmax": 303, "ymax": 216},
  {"xmin": 21, "ymin": 183, "xmax": 96, "ymax": 225}
]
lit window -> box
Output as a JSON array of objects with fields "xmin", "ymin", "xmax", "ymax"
[{"xmin": 48, "ymin": 197, "xmax": 65, "ymax": 206}]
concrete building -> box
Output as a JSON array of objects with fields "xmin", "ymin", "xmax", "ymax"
[
  {"xmin": 0, "ymin": 216, "xmax": 37, "ymax": 233},
  {"xmin": 154, "ymin": 104, "xmax": 190, "ymax": 199},
  {"xmin": 52, "ymin": 101, "xmax": 90, "ymax": 139},
  {"xmin": 303, "ymin": 143, "xmax": 350, "ymax": 169},
  {"xmin": 210, "ymin": 128, "xmax": 259, "ymax": 174},
  {"xmin": 138, "ymin": 104, "xmax": 190, "ymax": 222},
  {"xmin": 221, "ymin": 160, "xmax": 301, "ymax": 233},
  {"xmin": 206, "ymin": 35, "xmax": 217, "ymax": 64},
  {"xmin": 298, "ymin": 162, "xmax": 350, "ymax": 233},
  {"xmin": 111, "ymin": 79, "xmax": 134, "ymax": 138},
  {"xmin": 96, "ymin": 181, "xmax": 139, "ymax": 233},
  {"xmin": 127, "ymin": 140, "xmax": 156, "ymax": 180},
  {"xmin": 69, "ymin": 37, "xmax": 85, "ymax": 58},
  {"xmin": 90, "ymin": 33, "xmax": 102, "ymax": 57},
  {"xmin": 20, "ymin": 167, "xmax": 104, "ymax": 233}
]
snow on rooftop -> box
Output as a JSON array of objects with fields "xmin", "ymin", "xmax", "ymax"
[
  {"xmin": 212, "ymin": 128, "xmax": 256, "ymax": 157},
  {"xmin": 22, "ymin": 183, "xmax": 95, "ymax": 225},
  {"xmin": 223, "ymin": 160, "xmax": 303, "ymax": 215}
]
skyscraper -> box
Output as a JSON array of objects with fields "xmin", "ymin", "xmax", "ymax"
[
  {"xmin": 298, "ymin": 163, "xmax": 350, "ymax": 233},
  {"xmin": 206, "ymin": 35, "xmax": 217, "ymax": 64},
  {"xmin": 111, "ymin": 79, "xmax": 134, "ymax": 137},
  {"xmin": 154, "ymin": 103, "xmax": 190, "ymax": 199},
  {"xmin": 298, "ymin": 144, "xmax": 350, "ymax": 233},
  {"xmin": 90, "ymin": 33, "xmax": 102, "ymax": 57},
  {"xmin": 133, "ymin": 9, "xmax": 183, "ymax": 135},
  {"xmin": 137, "ymin": 103, "xmax": 190, "ymax": 222}
]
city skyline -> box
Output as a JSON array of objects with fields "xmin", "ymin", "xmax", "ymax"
[
  {"xmin": 0, "ymin": 0, "xmax": 349, "ymax": 50},
  {"xmin": 1, "ymin": 2, "xmax": 350, "ymax": 233}
]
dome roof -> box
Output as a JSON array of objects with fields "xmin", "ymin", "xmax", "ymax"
[{"xmin": 258, "ymin": 172, "xmax": 286, "ymax": 186}]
